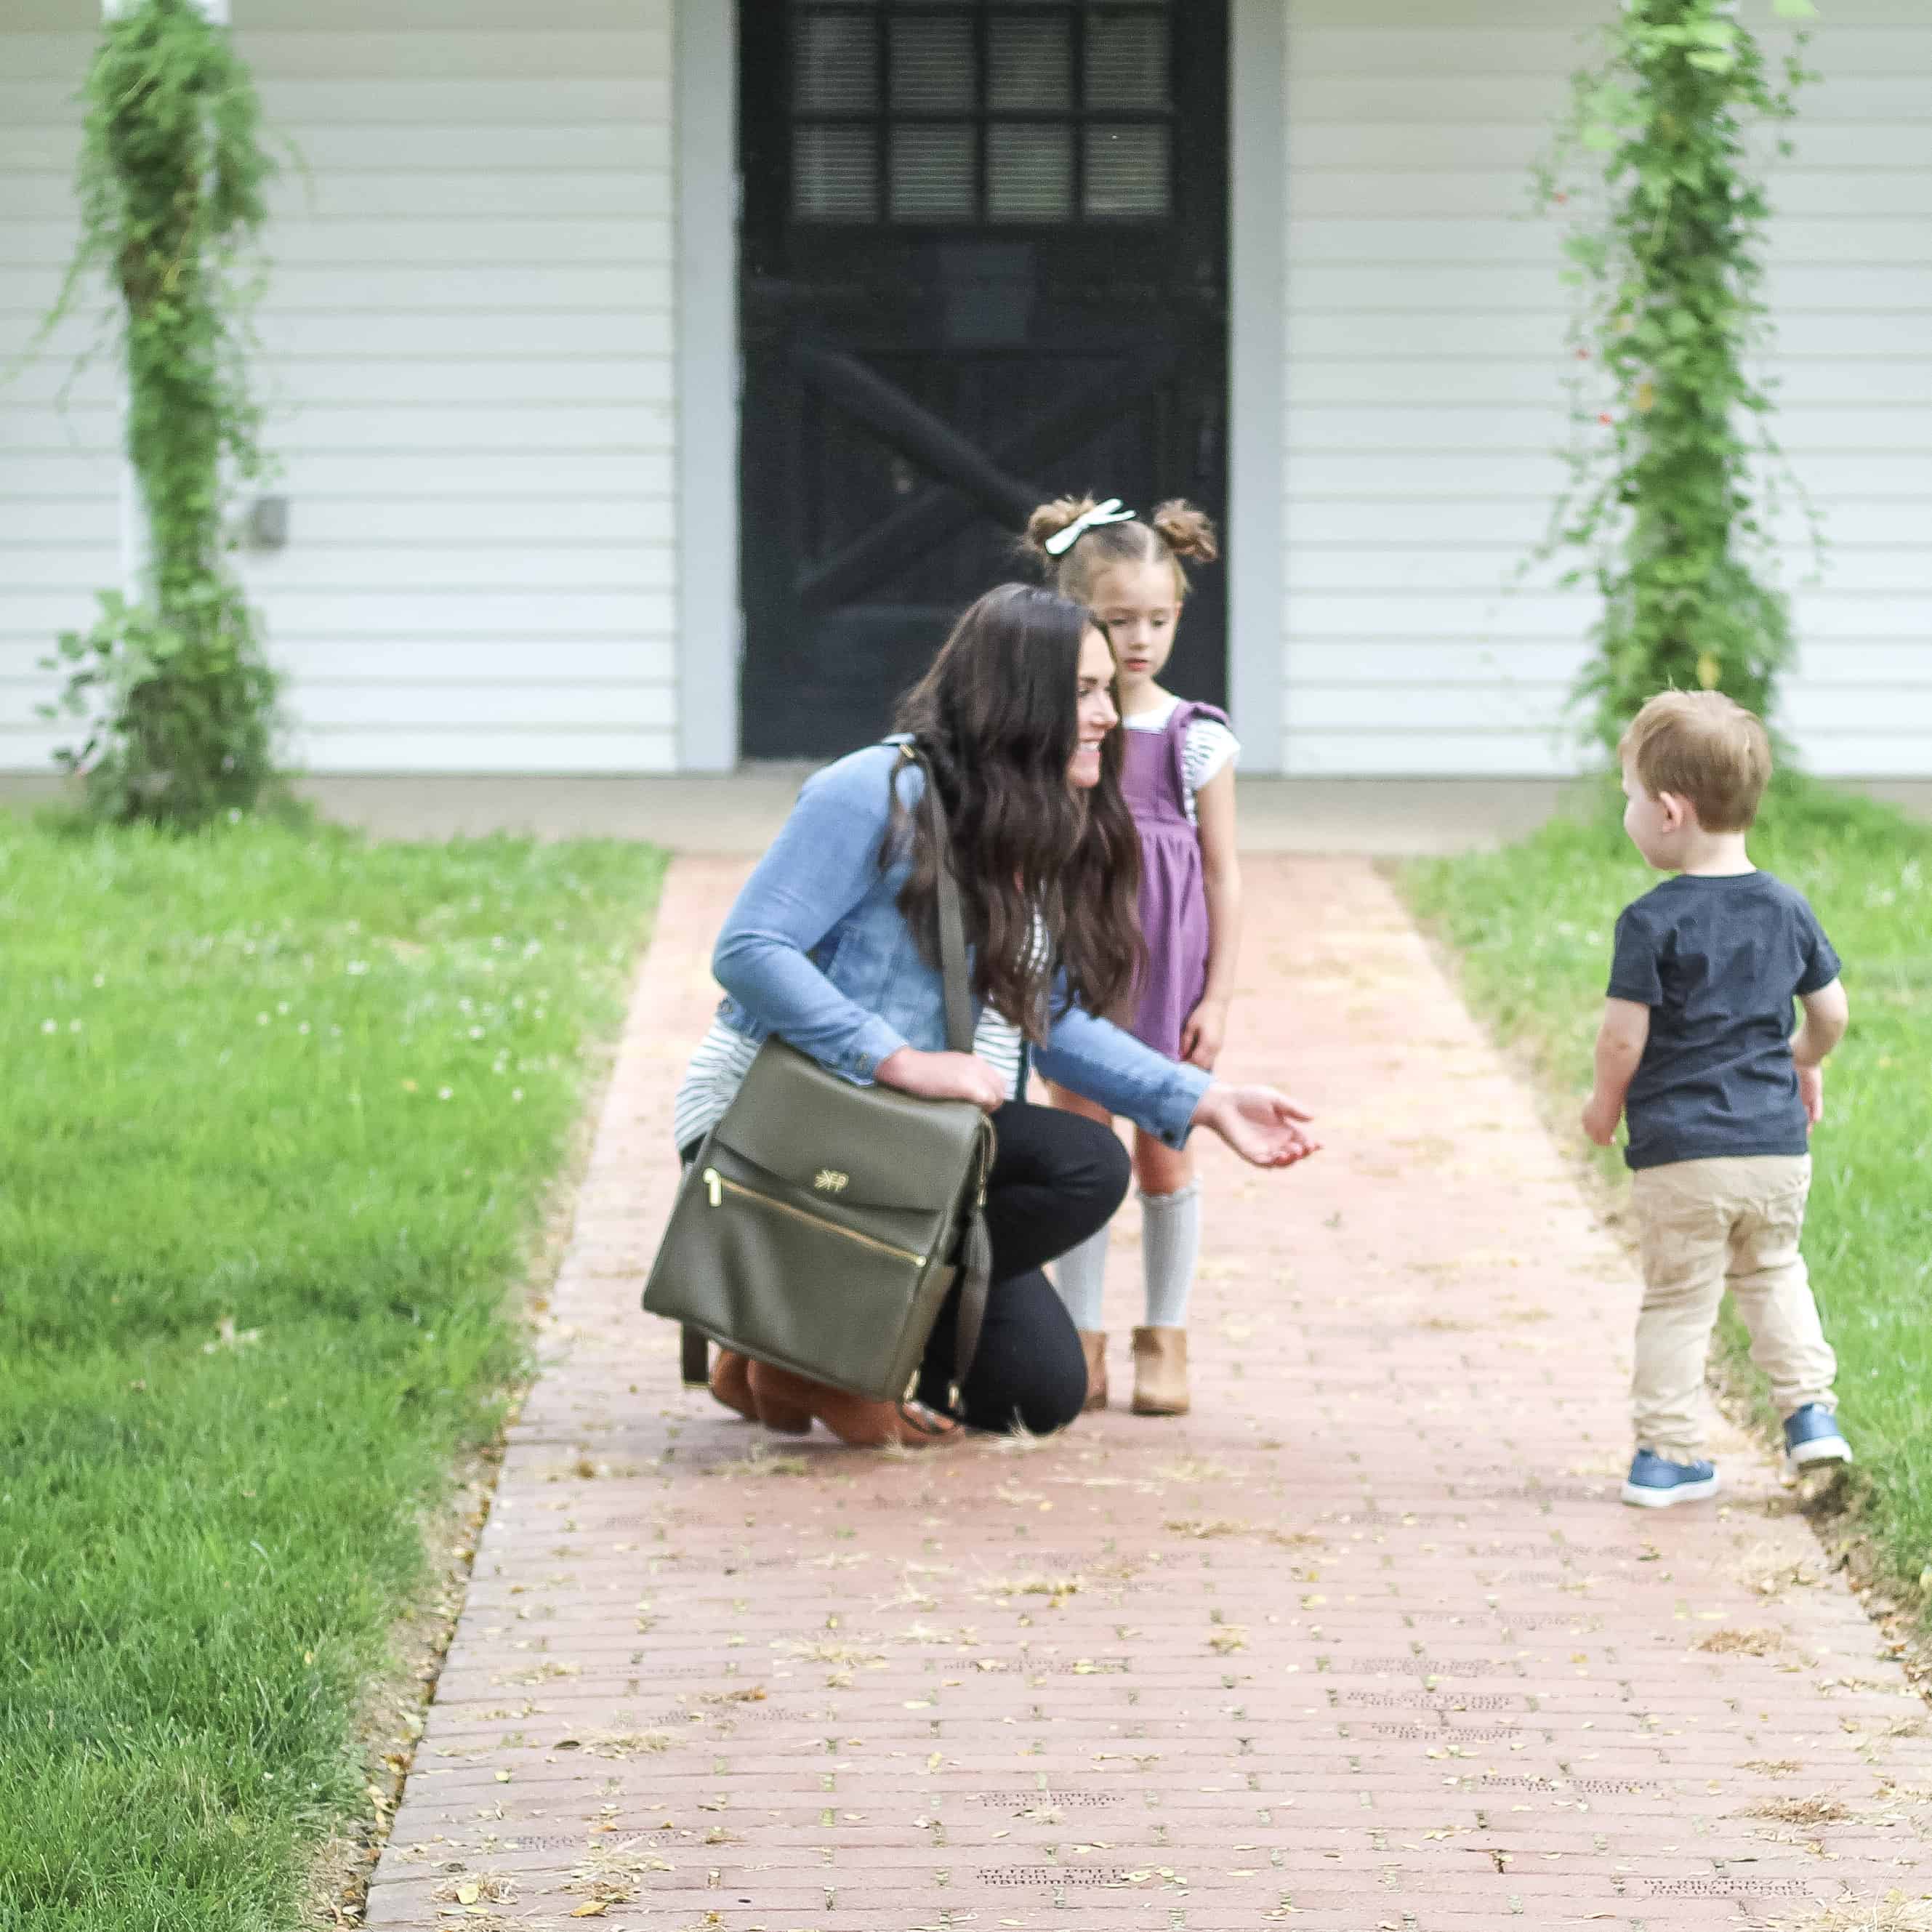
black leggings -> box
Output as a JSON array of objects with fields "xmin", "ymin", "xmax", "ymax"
[
  {"xmin": 679, "ymin": 1101, "xmax": 1127, "ymax": 1438},
  {"xmin": 916, "ymin": 1101, "xmax": 1129, "ymax": 1436}
]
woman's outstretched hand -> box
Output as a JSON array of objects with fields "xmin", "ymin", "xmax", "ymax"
[
  {"xmin": 876, "ymin": 1047, "xmax": 1007, "ymax": 1112},
  {"xmin": 1191, "ymin": 1084, "xmax": 1320, "ymax": 1168}
]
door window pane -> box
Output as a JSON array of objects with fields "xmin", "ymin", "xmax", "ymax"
[
  {"xmin": 890, "ymin": 124, "xmax": 976, "ymax": 220},
  {"xmin": 794, "ymin": 12, "xmax": 879, "ymax": 112},
  {"xmin": 786, "ymin": 1, "xmax": 1180, "ymax": 228},
  {"xmin": 988, "ymin": 123, "xmax": 1072, "ymax": 222},
  {"xmin": 988, "ymin": 14, "xmax": 1072, "ymax": 110},
  {"xmin": 1084, "ymin": 123, "xmax": 1169, "ymax": 218},
  {"xmin": 1085, "ymin": 11, "xmax": 1169, "ymax": 109},
  {"xmin": 795, "ymin": 125, "xmax": 880, "ymax": 220},
  {"xmin": 890, "ymin": 13, "xmax": 975, "ymax": 111}
]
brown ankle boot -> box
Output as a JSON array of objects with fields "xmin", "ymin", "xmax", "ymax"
[
  {"xmin": 707, "ymin": 1348, "xmax": 757, "ymax": 1421},
  {"xmin": 712, "ymin": 1350, "xmax": 811, "ymax": 1433},
  {"xmin": 748, "ymin": 1361, "xmax": 958, "ymax": 1449},
  {"xmin": 1079, "ymin": 1331, "xmax": 1108, "ymax": 1412},
  {"xmin": 1131, "ymin": 1327, "xmax": 1190, "ymax": 1416}
]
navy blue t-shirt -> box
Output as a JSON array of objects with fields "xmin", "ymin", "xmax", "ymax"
[{"xmin": 1607, "ymin": 871, "xmax": 1841, "ymax": 1171}]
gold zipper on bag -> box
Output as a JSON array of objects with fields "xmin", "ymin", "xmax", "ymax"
[{"xmin": 701, "ymin": 1167, "xmax": 928, "ymax": 1266}]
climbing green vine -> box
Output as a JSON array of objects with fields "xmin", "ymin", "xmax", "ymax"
[
  {"xmin": 36, "ymin": 0, "xmax": 283, "ymax": 826},
  {"xmin": 1535, "ymin": 0, "xmax": 1819, "ymax": 750}
]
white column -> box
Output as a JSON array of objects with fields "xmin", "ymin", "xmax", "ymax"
[
  {"xmin": 103, "ymin": 0, "xmax": 230, "ymax": 597},
  {"xmin": 1228, "ymin": 0, "xmax": 1288, "ymax": 772},
  {"xmin": 674, "ymin": 0, "xmax": 741, "ymax": 772},
  {"xmin": 115, "ymin": 379, "xmax": 146, "ymax": 600}
]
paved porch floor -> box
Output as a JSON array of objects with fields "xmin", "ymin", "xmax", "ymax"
[
  {"xmin": 280, "ymin": 775, "xmax": 1589, "ymax": 855},
  {"xmin": 4, "ymin": 772, "xmax": 1928, "ymax": 855},
  {"xmin": 361, "ymin": 855, "xmax": 1932, "ymax": 1931}
]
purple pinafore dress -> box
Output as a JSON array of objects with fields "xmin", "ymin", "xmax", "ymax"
[{"xmin": 1120, "ymin": 700, "xmax": 1228, "ymax": 1060}]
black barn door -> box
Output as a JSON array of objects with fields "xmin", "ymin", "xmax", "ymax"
[{"xmin": 739, "ymin": 0, "xmax": 1229, "ymax": 761}]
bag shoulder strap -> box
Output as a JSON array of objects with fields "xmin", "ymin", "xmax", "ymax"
[
  {"xmin": 895, "ymin": 741, "xmax": 995, "ymax": 1416},
  {"xmin": 898, "ymin": 743, "xmax": 974, "ymax": 1054},
  {"xmin": 892, "ymin": 745, "xmax": 997, "ymax": 1414}
]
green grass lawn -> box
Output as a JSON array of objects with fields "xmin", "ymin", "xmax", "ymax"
[
  {"xmin": 1404, "ymin": 776, "xmax": 1932, "ymax": 1591},
  {"xmin": 0, "ymin": 813, "xmax": 665, "ymax": 1930}
]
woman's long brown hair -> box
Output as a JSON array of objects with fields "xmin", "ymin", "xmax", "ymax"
[{"xmin": 887, "ymin": 583, "xmax": 1143, "ymax": 1042}]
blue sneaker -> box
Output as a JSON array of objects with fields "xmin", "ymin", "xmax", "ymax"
[
  {"xmin": 1621, "ymin": 1449, "xmax": 1720, "ymax": 1509},
  {"xmin": 1783, "ymin": 1404, "xmax": 1853, "ymax": 1470}
]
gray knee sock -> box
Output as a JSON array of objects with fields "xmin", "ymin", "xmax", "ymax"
[
  {"xmin": 1140, "ymin": 1183, "xmax": 1202, "ymax": 1329},
  {"xmin": 1053, "ymin": 1223, "xmax": 1110, "ymax": 1331}
]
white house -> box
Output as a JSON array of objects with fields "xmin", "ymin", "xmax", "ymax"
[{"xmin": 3, "ymin": 0, "xmax": 1927, "ymax": 778}]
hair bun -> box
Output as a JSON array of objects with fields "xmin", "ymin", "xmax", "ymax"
[
  {"xmin": 1149, "ymin": 499, "xmax": 1219, "ymax": 565},
  {"xmin": 1022, "ymin": 494, "xmax": 1104, "ymax": 564}
]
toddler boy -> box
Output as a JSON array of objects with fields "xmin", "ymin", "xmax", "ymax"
[{"xmin": 1582, "ymin": 691, "xmax": 1851, "ymax": 1508}]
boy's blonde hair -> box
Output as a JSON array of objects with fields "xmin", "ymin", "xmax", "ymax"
[{"xmin": 1619, "ymin": 690, "xmax": 1772, "ymax": 832}]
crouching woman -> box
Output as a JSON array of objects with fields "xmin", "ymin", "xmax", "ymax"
[{"xmin": 672, "ymin": 584, "xmax": 1317, "ymax": 1447}]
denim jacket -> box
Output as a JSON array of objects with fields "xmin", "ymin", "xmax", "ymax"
[{"xmin": 711, "ymin": 742, "xmax": 1211, "ymax": 1149}]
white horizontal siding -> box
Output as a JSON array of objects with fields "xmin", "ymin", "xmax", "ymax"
[
  {"xmin": 1281, "ymin": 0, "xmax": 1932, "ymax": 778},
  {"xmin": 0, "ymin": 4, "xmax": 678, "ymax": 776},
  {"xmin": 2, "ymin": 401, "xmax": 674, "ymax": 453},
  {"xmin": 9, "ymin": 450, "xmax": 677, "ymax": 499},
  {"xmin": 8, "ymin": 263, "xmax": 669, "ymax": 315},
  {"xmin": 0, "ymin": 12, "xmax": 114, "ymax": 775}
]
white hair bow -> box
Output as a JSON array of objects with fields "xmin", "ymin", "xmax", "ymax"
[{"xmin": 1042, "ymin": 496, "xmax": 1136, "ymax": 558}]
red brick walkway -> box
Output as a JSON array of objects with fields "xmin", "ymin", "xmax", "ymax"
[{"xmin": 366, "ymin": 857, "xmax": 1932, "ymax": 1931}]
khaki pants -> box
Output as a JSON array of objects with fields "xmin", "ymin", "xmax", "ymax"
[{"xmin": 1629, "ymin": 1154, "xmax": 1835, "ymax": 1461}]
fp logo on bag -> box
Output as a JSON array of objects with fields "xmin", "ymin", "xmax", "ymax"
[{"xmin": 814, "ymin": 1169, "xmax": 850, "ymax": 1195}]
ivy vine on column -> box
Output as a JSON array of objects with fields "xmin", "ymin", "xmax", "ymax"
[
  {"xmin": 37, "ymin": 0, "xmax": 284, "ymax": 826},
  {"xmin": 1535, "ymin": 0, "xmax": 1821, "ymax": 750}
]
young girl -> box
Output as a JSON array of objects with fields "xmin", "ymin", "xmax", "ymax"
[{"xmin": 1025, "ymin": 495, "xmax": 1243, "ymax": 1417}]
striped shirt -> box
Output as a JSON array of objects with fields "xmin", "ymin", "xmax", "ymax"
[
  {"xmin": 673, "ymin": 967, "xmax": 1035, "ymax": 1154},
  {"xmin": 671, "ymin": 1017, "xmax": 764, "ymax": 1155}
]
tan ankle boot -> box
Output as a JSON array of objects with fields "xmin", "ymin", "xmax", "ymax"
[
  {"xmin": 1079, "ymin": 1331, "xmax": 1108, "ymax": 1412},
  {"xmin": 1131, "ymin": 1327, "xmax": 1189, "ymax": 1416}
]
